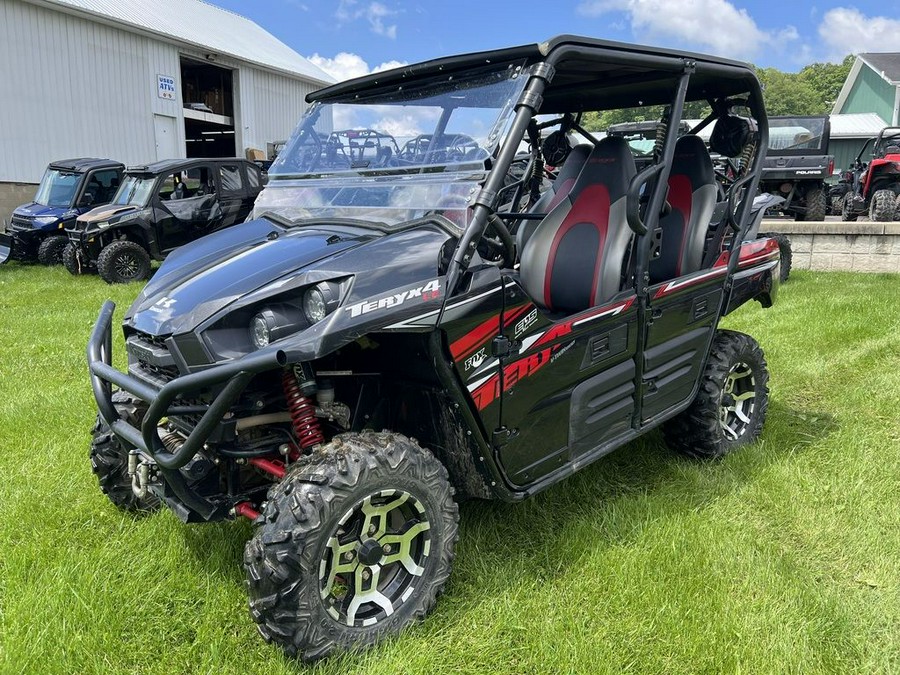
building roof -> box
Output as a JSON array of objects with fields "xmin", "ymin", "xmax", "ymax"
[
  {"xmin": 829, "ymin": 112, "xmax": 887, "ymax": 138},
  {"xmin": 32, "ymin": 0, "xmax": 335, "ymax": 85},
  {"xmin": 858, "ymin": 53, "xmax": 900, "ymax": 85}
]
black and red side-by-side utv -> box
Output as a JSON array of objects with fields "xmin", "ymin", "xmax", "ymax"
[
  {"xmin": 840, "ymin": 126, "xmax": 900, "ymax": 221},
  {"xmin": 84, "ymin": 36, "xmax": 779, "ymax": 660}
]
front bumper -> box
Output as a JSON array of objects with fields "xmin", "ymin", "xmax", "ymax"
[
  {"xmin": 87, "ymin": 300, "xmax": 289, "ymax": 518},
  {"xmin": 0, "ymin": 228, "xmax": 43, "ymax": 263}
]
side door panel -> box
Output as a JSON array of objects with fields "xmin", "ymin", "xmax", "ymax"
[
  {"xmin": 439, "ymin": 266, "xmax": 506, "ymax": 438},
  {"xmin": 497, "ymin": 277, "xmax": 639, "ymax": 486},
  {"xmin": 641, "ymin": 269, "xmax": 726, "ymax": 422}
]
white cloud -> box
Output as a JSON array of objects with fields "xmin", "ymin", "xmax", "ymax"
[
  {"xmin": 306, "ymin": 52, "xmax": 406, "ymax": 82},
  {"xmin": 577, "ymin": 0, "xmax": 797, "ymax": 60},
  {"xmin": 819, "ymin": 8, "xmax": 900, "ymax": 61},
  {"xmin": 335, "ymin": 0, "xmax": 398, "ymax": 39}
]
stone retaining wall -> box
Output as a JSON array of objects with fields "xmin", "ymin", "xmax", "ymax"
[{"xmin": 759, "ymin": 221, "xmax": 900, "ymax": 273}]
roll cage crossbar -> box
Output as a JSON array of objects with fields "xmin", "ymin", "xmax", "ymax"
[{"xmin": 443, "ymin": 44, "xmax": 768, "ymax": 300}]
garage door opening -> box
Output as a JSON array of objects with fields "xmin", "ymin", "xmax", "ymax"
[{"xmin": 180, "ymin": 57, "xmax": 236, "ymax": 158}]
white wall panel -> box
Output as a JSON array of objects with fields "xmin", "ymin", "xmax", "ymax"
[
  {"xmin": 0, "ymin": 0, "xmax": 323, "ymax": 181},
  {"xmin": 239, "ymin": 66, "xmax": 318, "ymax": 154},
  {"xmin": 0, "ymin": 0, "xmax": 182, "ymax": 182}
]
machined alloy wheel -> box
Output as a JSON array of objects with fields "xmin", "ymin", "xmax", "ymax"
[
  {"xmin": 244, "ymin": 432, "xmax": 458, "ymax": 661},
  {"xmin": 662, "ymin": 330, "xmax": 769, "ymax": 459},
  {"xmin": 319, "ymin": 489, "xmax": 432, "ymax": 627},
  {"xmin": 718, "ymin": 361, "xmax": 757, "ymax": 440}
]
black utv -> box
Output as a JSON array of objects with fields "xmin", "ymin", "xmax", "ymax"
[
  {"xmin": 65, "ymin": 158, "xmax": 264, "ymax": 283},
  {"xmin": 758, "ymin": 115, "xmax": 833, "ymax": 221},
  {"xmin": 85, "ymin": 36, "xmax": 779, "ymax": 660},
  {"xmin": 0, "ymin": 158, "xmax": 123, "ymax": 265}
]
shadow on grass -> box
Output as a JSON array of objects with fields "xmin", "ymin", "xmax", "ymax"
[
  {"xmin": 449, "ymin": 399, "xmax": 838, "ymax": 593},
  {"xmin": 170, "ymin": 400, "xmax": 838, "ymax": 617}
]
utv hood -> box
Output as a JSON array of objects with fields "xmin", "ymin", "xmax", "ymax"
[
  {"xmin": 77, "ymin": 204, "xmax": 143, "ymax": 224},
  {"xmin": 12, "ymin": 202, "xmax": 70, "ymax": 226},
  {"xmin": 126, "ymin": 218, "xmax": 373, "ymax": 335}
]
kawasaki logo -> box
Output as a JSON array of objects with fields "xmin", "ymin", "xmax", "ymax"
[{"xmin": 345, "ymin": 279, "xmax": 441, "ymax": 318}]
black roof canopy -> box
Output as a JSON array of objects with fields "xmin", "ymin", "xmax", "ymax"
[
  {"xmin": 125, "ymin": 157, "xmax": 251, "ymax": 176},
  {"xmin": 308, "ymin": 35, "xmax": 760, "ymax": 113},
  {"xmin": 47, "ymin": 158, "xmax": 124, "ymax": 173}
]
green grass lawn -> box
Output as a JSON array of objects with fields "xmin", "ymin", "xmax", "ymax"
[{"xmin": 0, "ymin": 266, "xmax": 898, "ymax": 674}]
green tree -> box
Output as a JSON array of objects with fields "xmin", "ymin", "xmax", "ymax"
[
  {"xmin": 798, "ymin": 54, "xmax": 854, "ymax": 111},
  {"xmin": 755, "ymin": 67, "xmax": 820, "ymax": 116}
]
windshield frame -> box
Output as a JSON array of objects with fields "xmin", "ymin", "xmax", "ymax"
[
  {"xmin": 33, "ymin": 168, "xmax": 84, "ymax": 208},
  {"xmin": 268, "ymin": 61, "xmax": 528, "ymax": 182},
  {"xmin": 111, "ymin": 175, "xmax": 158, "ymax": 208}
]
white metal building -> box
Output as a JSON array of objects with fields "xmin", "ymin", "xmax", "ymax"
[{"xmin": 0, "ymin": 0, "xmax": 334, "ymax": 191}]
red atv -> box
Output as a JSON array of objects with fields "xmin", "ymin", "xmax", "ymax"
[{"xmin": 841, "ymin": 126, "xmax": 900, "ymax": 221}]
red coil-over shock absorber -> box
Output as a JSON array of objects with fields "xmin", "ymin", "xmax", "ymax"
[{"xmin": 282, "ymin": 364, "xmax": 324, "ymax": 450}]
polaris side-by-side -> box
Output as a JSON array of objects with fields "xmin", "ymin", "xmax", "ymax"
[
  {"xmin": 0, "ymin": 158, "xmax": 124, "ymax": 265},
  {"xmin": 85, "ymin": 36, "xmax": 779, "ymax": 660},
  {"xmin": 65, "ymin": 158, "xmax": 264, "ymax": 283}
]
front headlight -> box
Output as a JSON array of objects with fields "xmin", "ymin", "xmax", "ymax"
[
  {"xmin": 34, "ymin": 216, "xmax": 58, "ymax": 226},
  {"xmin": 248, "ymin": 304, "xmax": 306, "ymax": 350},
  {"xmin": 303, "ymin": 282, "xmax": 340, "ymax": 324}
]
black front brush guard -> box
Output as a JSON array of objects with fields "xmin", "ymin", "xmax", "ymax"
[{"xmin": 87, "ymin": 301, "xmax": 288, "ymax": 520}]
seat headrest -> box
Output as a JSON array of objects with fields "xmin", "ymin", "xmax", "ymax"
[{"xmin": 710, "ymin": 115, "xmax": 756, "ymax": 157}]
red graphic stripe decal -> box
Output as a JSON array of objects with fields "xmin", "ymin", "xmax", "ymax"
[{"xmin": 449, "ymin": 303, "xmax": 531, "ymax": 361}]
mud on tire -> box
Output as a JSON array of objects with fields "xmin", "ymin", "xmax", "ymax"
[
  {"xmin": 90, "ymin": 390, "xmax": 160, "ymax": 513},
  {"xmin": 662, "ymin": 330, "xmax": 769, "ymax": 459},
  {"xmin": 244, "ymin": 431, "xmax": 459, "ymax": 662}
]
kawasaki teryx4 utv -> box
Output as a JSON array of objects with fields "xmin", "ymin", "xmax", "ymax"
[{"xmin": 85, "ymin": 36, "xmax": 779, "ymax": 660}]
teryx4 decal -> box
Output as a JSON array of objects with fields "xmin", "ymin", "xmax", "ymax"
[{"xmin": 345, "ymin": 279, "xmax": 441, "ymax": 318}]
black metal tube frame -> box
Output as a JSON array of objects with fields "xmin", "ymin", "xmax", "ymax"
[{"xmin": 87, "ymin": 300, "xmax": 287, "ymax": 471}]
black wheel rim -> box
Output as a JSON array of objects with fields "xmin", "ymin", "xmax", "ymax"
[
  {"xmin": 719, "ymin": 362, "xmax": 756, "ymax": 440},
  {"xmin": 319, "ymin": 489, "xmax": 431, "ymax": 627},
  {"xmin": 114, "ymin": 253, "xmax": 140, "ymax": 280}
]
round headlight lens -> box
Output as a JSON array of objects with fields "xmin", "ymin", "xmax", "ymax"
[
  {"xmin": 303, "ymin": 287, "xmax": 327, "ymax": 323},
  {"xmin": 250, "ymin": 314, "xmax": 271, "ymax": 349}
]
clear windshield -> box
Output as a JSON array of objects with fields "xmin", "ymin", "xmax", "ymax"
[
  {"xmin": 768, "ymin": 117, "xmax": 827, "ymax": 152},
  {"xmin": 257, "ymin": 63, "xmax": 527, "ymax": 228},
  {"xmin": 33, "ymin": 169, "xmax": 82, "ymax": 208},
  {"xmin": 112, "ymin": 176, "xmax": 156, "ymax": 207}
]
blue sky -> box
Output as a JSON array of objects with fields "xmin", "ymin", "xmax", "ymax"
[{"xmin": 210, "ymin": 1, "xmax": 900, "ymax": 81}]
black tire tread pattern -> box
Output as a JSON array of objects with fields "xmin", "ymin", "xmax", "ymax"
[
  {"xmin": 97, "ymin": 240, "xmax": 151, "ymax": 284},
  {"xmin": 37, "ymin": 235, "xmax": 68, "ymax": 266},
  {"xmin": 803, "ymin": 186, "xmax": 826, "ymax": 222},
  {"xmin": 841, "ymin": 195, "xmax": 858, "ymax": 222},
  {"xmin": 770, "ymin": 232, "xmax": 792, "ymax": 282},
  {"xmin": 243, "ymin": 431, "xmax": 459, "ymax": 662},
  {"xmin": 62, "ymin": 242, "xmax": 93, "ymax": 275},
  {"xmin": 89, "ymin": 390, "xmax": 160, "ymax": 513},
  {"xmin": 870, "ymin": 189, "xmax": 895, "ymax": 222},
  {"xmin": 662, "ymin": 330, "xmax": 769, "ymax": 459}
]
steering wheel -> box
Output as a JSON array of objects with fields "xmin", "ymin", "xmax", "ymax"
[{"xmin": 479, "ymin": 214, "xmax": 515, "ymax": 268}]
